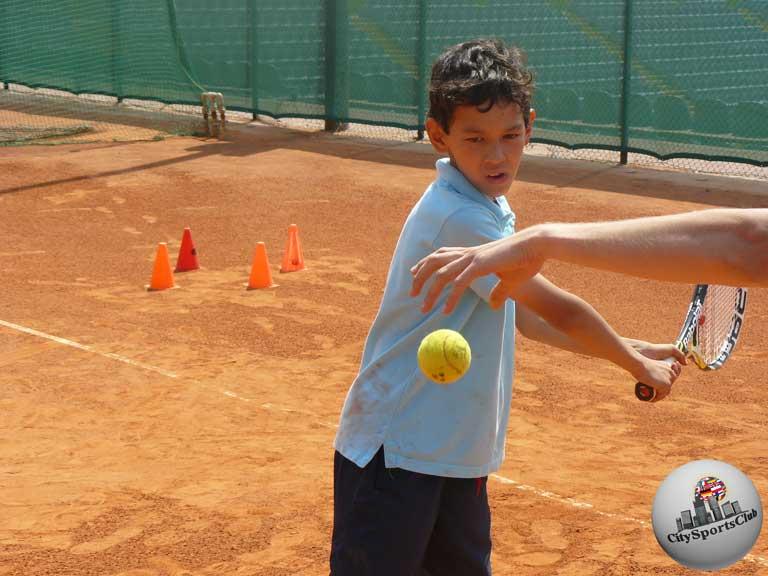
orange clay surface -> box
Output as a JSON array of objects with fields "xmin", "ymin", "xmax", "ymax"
[{"xmin": 1, "ymin": 125, "xmax": 767, "ymax": 576}]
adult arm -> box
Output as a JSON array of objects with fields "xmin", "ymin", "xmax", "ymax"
[{"xmin": 411, "ymin": 209, "xmax": 768, "ymax": 314}]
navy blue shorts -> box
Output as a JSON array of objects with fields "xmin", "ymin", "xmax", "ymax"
[{"xmin": 330, "ymin": 447, "xmax": 492, "ymax": 576}]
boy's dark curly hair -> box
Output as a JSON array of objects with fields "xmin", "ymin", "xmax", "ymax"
[{"xmin": 428, "ymin": 39, "xmax": 534, "ymax": 132}]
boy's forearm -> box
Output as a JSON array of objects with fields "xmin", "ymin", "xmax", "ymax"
[
  {"xmin": 516, "ymin": 308, "xmax": 591, "ymax": 355},
  {"xmin": 534, "ymin": 209, "xmax": 768, "ymax": 286},
  {"xmin": 521, "ymin": 311, "xmax": 647, "ymax": 359},
  {"xmin": 552, "ymin": 298, "xmax": 645, "ymax": 376}
]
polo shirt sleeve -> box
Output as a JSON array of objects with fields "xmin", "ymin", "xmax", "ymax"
[{"xmin": 431, "ymin": 207, "xmax": 504, "ymax": 303}]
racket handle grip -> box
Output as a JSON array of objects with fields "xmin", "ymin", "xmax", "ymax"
[
  {"xmin": 635, "ymin": 383, "xmax": 656, "ymax": 402},
  {"xmin": 635, "ymin": 357, "xmax": 677, "ymax": 402}
]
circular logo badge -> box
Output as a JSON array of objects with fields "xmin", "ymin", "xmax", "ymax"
[{"xmin": 652, "ymin": 459, "xmax": 762, "ymax": 571}]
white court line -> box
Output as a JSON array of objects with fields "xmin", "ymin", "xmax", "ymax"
[
  {"xmin": 0, "ymin": 319, "xmax": 179, "ymax": 379},
  {"xmin": 488, "ymin": 474, "xmax": 649, "ymax": 524},
  {"xmin": 0, "ymin": 319, "xmax": 339, "ymax": 429},
  {"xmin": 2, "ymin": 318, "xmax": 766, "ymax": 566},
  {"xmin": 0, "ymin": 250, "xmax": 47, "ymax": 257}
]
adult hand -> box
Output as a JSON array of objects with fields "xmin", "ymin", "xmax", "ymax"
[{"xmin": 410, "ymin": 229, "xmax": 544, "ymax": 314}]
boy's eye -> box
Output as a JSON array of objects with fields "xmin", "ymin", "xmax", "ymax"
[{"xmin": 465, "ymin": 134, "xmax": 520, "ymax": 143}]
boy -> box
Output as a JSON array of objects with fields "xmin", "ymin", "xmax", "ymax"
[{"xmin": 331, "ymin": 39, "xmax": 682, "ymax": 575}]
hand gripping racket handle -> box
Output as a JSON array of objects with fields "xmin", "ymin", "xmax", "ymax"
[{"xmin": 635, "ymin": 357, "xmax": 677, "ymax": 402}]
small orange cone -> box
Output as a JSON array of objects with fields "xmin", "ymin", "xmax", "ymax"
[
  {"xmin": 247, "ymin": 242, "xmax": 277, "ymax": 289},
  {"xmin": 147, "ymin": 242, "xmax": 175, "ymax": 291},
  {"xmin": 280, "ymin": 223, "xmax": 305, "ymax": 273},
  {"xmin": 175, "ymin": 227, "xmax": 199, "ymax": 272}
]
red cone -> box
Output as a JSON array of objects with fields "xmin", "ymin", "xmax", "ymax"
[
  {"xmin": 280, "ymin": 224, "xmax": 305, "ymax": 273},
  {"xmin": 175, "ymin": 227, "xmax": 199, "ymax": 272}
]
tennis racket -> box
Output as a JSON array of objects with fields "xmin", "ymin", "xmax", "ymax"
[{"xmin": 635, "ymin": 284, "xmax": 747, "ymax": 402}]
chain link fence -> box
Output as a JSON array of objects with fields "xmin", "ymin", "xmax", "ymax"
[{"xmin": 2, "ymin": 0, "xmax": 766, "ymax": 179}]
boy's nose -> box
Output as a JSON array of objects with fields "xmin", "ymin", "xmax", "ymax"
[{"xmin": 485, "ymin": 142, "xmax": 505, "ymax": 163}]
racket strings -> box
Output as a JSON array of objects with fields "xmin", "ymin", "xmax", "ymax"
[{"xmin": 698, "ymin": 286, "xmax": 740, "ymax": 364}]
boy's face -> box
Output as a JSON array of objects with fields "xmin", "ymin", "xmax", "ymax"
[{"xmin": 426, "ymin": 102, "xmax": 534, "ymax": 198}]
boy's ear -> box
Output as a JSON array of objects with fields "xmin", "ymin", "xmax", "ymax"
[
  {"xmin": 426, "ymin": 117, "xmax": 449, "ymax": 153},
  {"xmin": 525, "ymin": 109, "xmax": 536, "ymax": 145}
]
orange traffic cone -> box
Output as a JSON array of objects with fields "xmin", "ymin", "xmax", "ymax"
[
  {"xmin": 280, "ymin": 223, "xmax": 305, "ymax": 273},
  {"xmin": 175, "ymin": 227, "xmax": 199, "ymax": 272},
  {"xmin": 247, "ymin": 242, "xmax": 277, "ymax": 289},
  {"xmin": 147, "ymin": 242, "xmax": 175, "ymax": 291}
]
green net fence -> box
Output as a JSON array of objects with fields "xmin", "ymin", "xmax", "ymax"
[
  {"xmin": 1, "ymin": 0, "xmax": 766, "ymax": 176},
  {"xmin": 0, "ymin": 0, "xmax": 206, "ymax": 144}
]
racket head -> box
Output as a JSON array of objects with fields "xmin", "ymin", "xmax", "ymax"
[{"xmin": 687, "ymin": 285, "xmax": 747, "ymax": 370}]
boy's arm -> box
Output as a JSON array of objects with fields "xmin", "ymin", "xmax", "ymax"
[
  {"xmin": 510, "ymin": 275, "xmax": 682, "ymax": 395},
  {"xmin": 516, "ymin": 306, "xmax": 588, "ymax": 354},
  {"xmin": 516, "ymin": 306, "xmax": 685, "ymax": 361}
]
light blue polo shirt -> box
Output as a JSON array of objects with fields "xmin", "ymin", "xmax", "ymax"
[{"xmin": 334, "ymin": 158, "xmax": 517, "ymax": 478}]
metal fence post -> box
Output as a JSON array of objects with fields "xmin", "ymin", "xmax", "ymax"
[
  {"xmin": 111, "ymin": 1, "xmax": 123, "ymax": 102},
  {"xmin": 0, "ymin": 1, "xmax": 6, "ymax": 90},
  {"xmin": 325, "ymin": 0, "xmax": 349, "ymax": 132},
  {"xmin": 416, "ymin": 0, "xmax": 428, "ymax": 140},
  {"xmin": 619, "ymin": 0, "xmax": 633, "ymax": 164},
  {"xmin": 248, "ymin": 0, "xmax": 259, "ymax": 119}
]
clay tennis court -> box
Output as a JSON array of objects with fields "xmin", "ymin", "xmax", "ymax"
[{"xmin": 1, "ymin": 124, "xmax": 767, "ymax": 575}]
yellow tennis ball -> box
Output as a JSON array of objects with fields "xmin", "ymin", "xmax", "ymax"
[{"xmin": 417, "ymin": 329, "xmax": 472, "ymax": 384}]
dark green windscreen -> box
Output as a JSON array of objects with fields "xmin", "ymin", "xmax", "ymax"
[{"xmin": 1, "ymin": 0, "xmax": 766, "ymax": 165}]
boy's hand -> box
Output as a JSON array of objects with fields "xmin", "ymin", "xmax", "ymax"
[
  {"xmin": 632, "ymin": 356, "xmax": 683, "ymax": 402},
  {"xmin": 627, "ymin": 340, "xmax": 688, "ymax": 364}
]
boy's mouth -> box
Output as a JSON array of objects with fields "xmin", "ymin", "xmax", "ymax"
[{"xmin": 486, "ymin": 172, "xmax": 508, "ymax": 182}]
